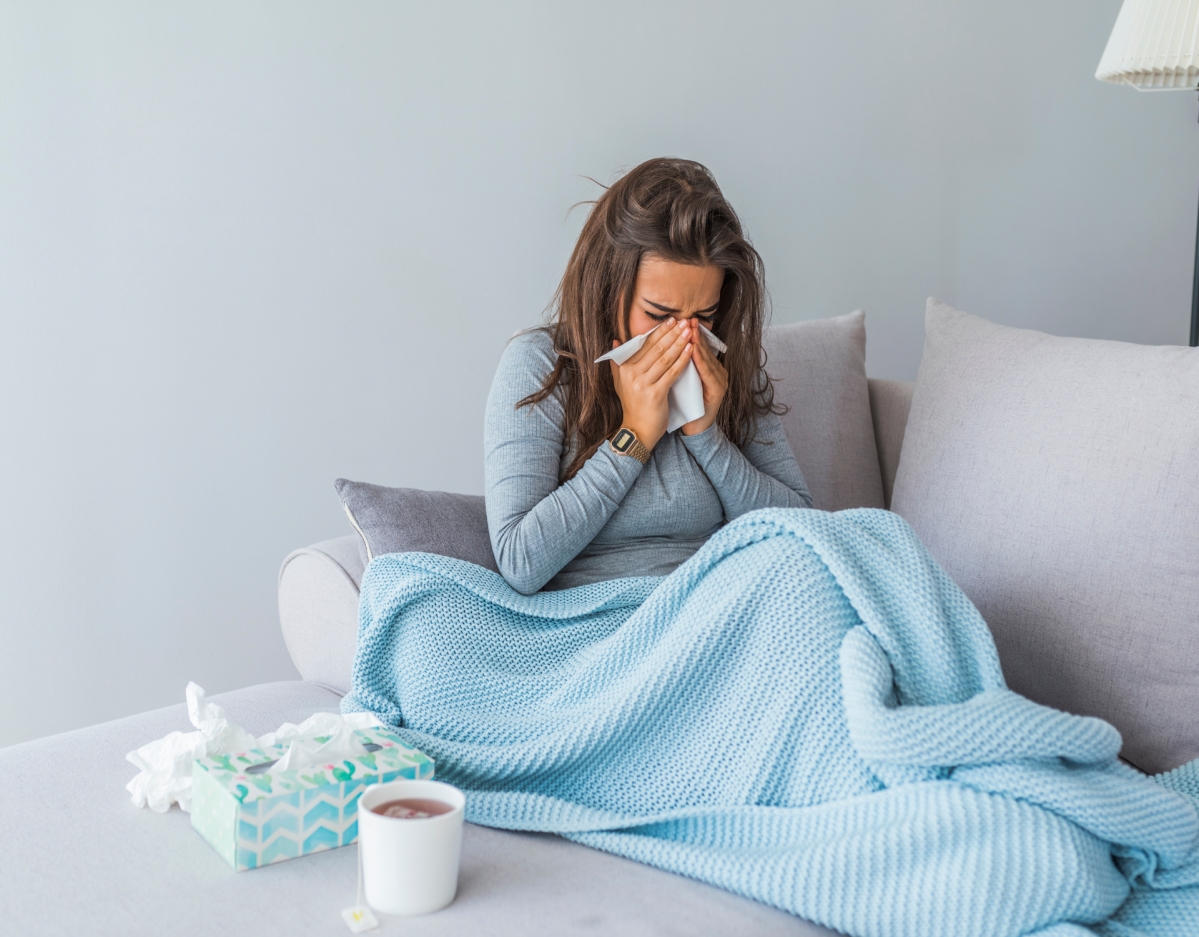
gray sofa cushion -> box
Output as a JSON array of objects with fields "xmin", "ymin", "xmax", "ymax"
[
  {"xmin": 763, "ymin": 310, "xmax": 885, "ymax": 511},
  {"xmin": 335, "ymin": 478, "xmax": 500, "ymax": 573},
  {"xmin": 891, "ymin": 299, "xmax": 1199, "ymax": 775},
  {"xmin": 0, "ymin": 680, "xmax": 833, "ymax": 936}
]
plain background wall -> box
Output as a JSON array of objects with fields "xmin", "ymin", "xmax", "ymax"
[{"xmin": 2, "ymin": 0, "xmax": 1196, "ymax": 748}]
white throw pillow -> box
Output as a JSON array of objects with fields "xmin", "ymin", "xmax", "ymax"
[{"xmin": 892, "ymin": 299, "xmax": 1199, "ymax": 774}]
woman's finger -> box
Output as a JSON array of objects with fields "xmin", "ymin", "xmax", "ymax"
[
  {"xmin": 703, "ymin": 333, "xmax": 728, "ymax": 372},
  {"xmin": 642, "ymin": 321, "xmax": 692, "ymax": 384},
  {"xmin": 633, "ymin": 320, "xmax": 686, "ymax": 378},
  {"xmin": 654, "ymin": 334, "xmax": 695, "ymax": 387},
  {"xmin": 653, "ymin": 339, "xmax": 693, "ymax": 387},
  {"xmin": 692, "ymin": 341, "xmax": 712, "ymax": 384},
  {"xmin": 623, "ymin": 321, "xmax": 677, "ymax": 368},
  {"xmin": 694, "ymin": 332, "xmax": 720, "ymax": 370},
  {"xmin": 693, "ymin": 339, "xmax": 727, "ymax": 394}
]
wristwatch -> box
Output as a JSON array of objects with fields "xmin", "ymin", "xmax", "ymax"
[{"xmin": 609, "ymin": 427, "xmax": 651, "ymax": 465}]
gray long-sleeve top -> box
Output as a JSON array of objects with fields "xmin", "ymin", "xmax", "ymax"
[{"xmin": 484, "ymin": 328, "xmax": 813, "ymax": 594}]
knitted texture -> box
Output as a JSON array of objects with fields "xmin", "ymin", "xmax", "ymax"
[{"xmin": 342, "ymin": 508, "xmax": 1199, "ymax": 937}]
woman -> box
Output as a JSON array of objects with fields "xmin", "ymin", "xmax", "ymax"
[
  {"xmin": 343, "ymin": 159, "xmax": 1196, "ymax": 935},
  {"xmin": 485, "ymin": 157, "xmax": 812, "ymax": 595}
]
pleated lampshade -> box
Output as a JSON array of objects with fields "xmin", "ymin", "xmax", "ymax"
[{"xmin": 1096, "ymin": 0, "xmax": 1199, "ymax": 89}]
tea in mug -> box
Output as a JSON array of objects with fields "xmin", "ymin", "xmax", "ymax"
[{"xmin": 370, "ymin": 798, "xmax": 454, "ymax": 820}]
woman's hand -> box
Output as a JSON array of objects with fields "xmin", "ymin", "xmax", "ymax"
[
  {"xmin": 680, "ymin": 323, "xmax": 728, "ymax": 436},
  {"xmin": 609, "ymin": 318, "xmax": 693, "ymax": 450}
]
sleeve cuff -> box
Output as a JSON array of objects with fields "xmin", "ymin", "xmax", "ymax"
[
  {"xmin": 678, "ymin": 423, "xmax": 729, "ymax": 464},
  {"xmin": 590, "ymin": 439, "xmax": 648, "ymax": 482}
]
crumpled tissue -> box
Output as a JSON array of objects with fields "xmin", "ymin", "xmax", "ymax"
[
  {"xmin": 125, "ymin": 682, "xmax": 377, "ymax": 813},
  {"xmin": 594, "ymin": 323, "xmax": 727, "ymax": 434}
]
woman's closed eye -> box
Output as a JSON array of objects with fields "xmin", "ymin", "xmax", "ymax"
[{"xmin": 645, "ymin": 310, "xmax": 716, "ymax": 325}]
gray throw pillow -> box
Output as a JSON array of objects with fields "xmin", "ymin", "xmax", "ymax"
[
  {"xmin": 891, "ymin": 299, "xmax": 1199, "ymax": 775},
  {"xmin": 334, "ymin": 478, "xmax": 499, "ymax": 574},
  {"xmin": 763, "ymin": 310, "xmax": 885, "ymax": 511}
]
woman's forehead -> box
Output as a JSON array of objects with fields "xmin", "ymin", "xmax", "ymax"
[{"xmin": 635, "ymin": 256, "xmax": 723, "ymax": 307}]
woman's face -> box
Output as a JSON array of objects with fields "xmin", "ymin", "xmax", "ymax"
[{"xmin": 621, "ymin": 254, "xmax": 724, "ymax": 342}]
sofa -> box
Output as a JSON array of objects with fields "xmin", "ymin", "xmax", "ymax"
[{"xmin": 3, "ymin": 301, "xmax": 1195, "ymax": 936}]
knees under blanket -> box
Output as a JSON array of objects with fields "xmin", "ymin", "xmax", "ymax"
[{"xmin": 342, "ymin": 507, "xmax": 1199, "ymax": 937}]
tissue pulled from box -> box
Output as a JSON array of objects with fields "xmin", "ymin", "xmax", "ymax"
[
  {"xmin": 125, "ymin": 682, "xmax": 377, "ymax": 813},
  {"xmin": 593, "ymin": 323, "xmax": 727, "ymax": 434},
  {"xmin": 261, "ymin": 712, "xmax": 370, "ymax": 771}
]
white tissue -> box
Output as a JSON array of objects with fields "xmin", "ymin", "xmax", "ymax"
[
  {"xmin": 263, "ymin": 712, "xmax": 373, "ymax": 772},
  {"xmin": 125, "ymin": 683, "xmax": 379, "ymax": 813},
  {"xmin": 595, "ymin": 323, "xmax": 727, "ymax": 434}
]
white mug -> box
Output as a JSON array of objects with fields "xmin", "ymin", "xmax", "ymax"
[{"xmin": 358, "ymin": 779, "xmax": 466, "ymax": 916}]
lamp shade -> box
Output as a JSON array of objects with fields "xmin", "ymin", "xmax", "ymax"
[{"xmin": 1096, "ymin": 0, "xmax": 1199, "ymax": 89}]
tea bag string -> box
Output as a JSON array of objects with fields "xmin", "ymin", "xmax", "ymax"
[
  {"xmin": 340, "ymin": 842, "xmax": 379, "ymax": 932},
  {"xmin": 357, "ymin": 842, "xmax": 365, "ymax": 910}
]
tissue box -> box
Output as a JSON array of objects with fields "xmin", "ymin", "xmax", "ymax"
[{"xmin": 190, "ymin": 726, "xmax": 434, "ymax": 871}]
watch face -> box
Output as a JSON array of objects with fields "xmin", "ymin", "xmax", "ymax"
[{"xmin": 612, "ymin": 428, "xmax": 635, "ymax": 452}]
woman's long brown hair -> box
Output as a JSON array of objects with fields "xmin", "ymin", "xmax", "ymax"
[{"xmin": 519, "ymin": 157, "xmax": 782, "ymax": 481}]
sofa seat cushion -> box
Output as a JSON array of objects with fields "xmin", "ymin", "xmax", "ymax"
[
  {"xmin": 891, "ymin": 299, "xmax": 1199, "ymax": 775},
  {"xmin": 0, "ymin": 681, "xmax": 832, "ymax": 936}
]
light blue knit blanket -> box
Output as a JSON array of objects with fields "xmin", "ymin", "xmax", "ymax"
[{"xmin": 342, "ymin": 508, "xmax": 1199, "ymax": 937}]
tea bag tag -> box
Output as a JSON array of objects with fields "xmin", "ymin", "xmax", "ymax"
[
  {"xmin": 342, "ymin": 843, "xmax": 379, "ymax": 932},
  {"xmin": 341, "ymin": 906, "xmax": 379, "ymax": 934}
]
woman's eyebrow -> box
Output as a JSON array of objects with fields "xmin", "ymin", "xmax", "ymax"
[{"xmin": 646, "ymin": 300, "xmax": 720, "ymax": 314}]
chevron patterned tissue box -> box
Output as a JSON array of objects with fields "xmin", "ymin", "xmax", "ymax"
[{"xmin": 190, "ymin": 726, "xmax": 434, "ymax": 871}]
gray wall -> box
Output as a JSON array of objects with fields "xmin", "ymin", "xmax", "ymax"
[{"xmin": 1, "ymin": 0, "xmax": 1194, "ymax": 748}]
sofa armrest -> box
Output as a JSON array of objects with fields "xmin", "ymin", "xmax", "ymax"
[
  {"xmin": 277, "ymin": 535, "xmax": 363, "ymax": 696},
  {"xmin": 867, "ymin": 378, "xmax": 914, "ymax": 510}
]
